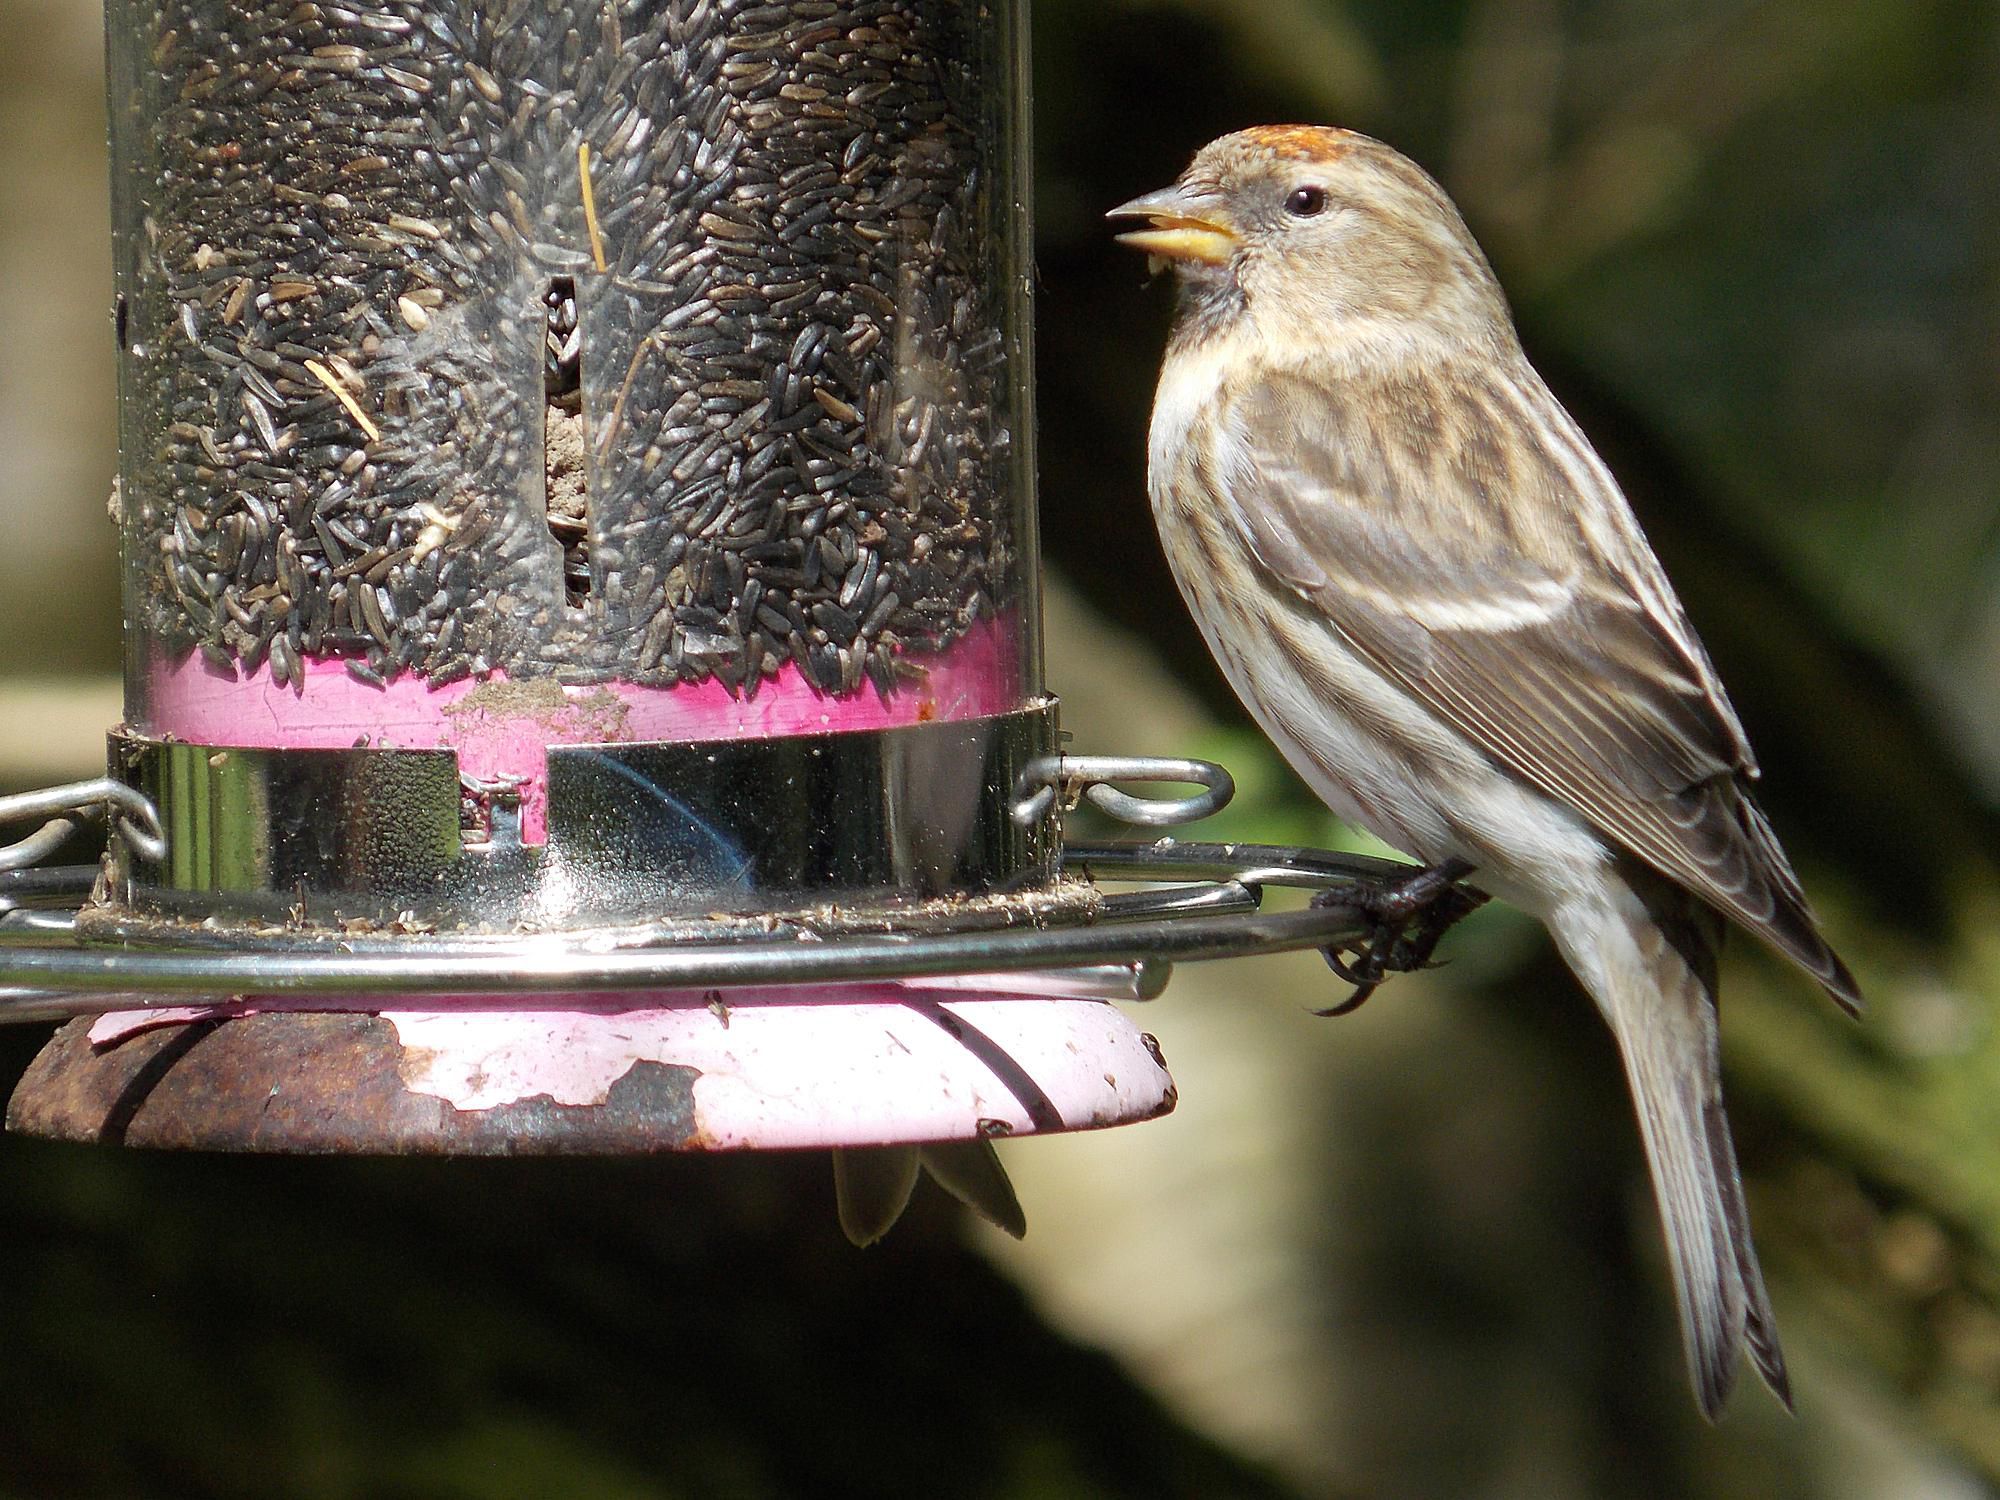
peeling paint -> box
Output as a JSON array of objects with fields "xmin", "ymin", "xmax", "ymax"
[{"xmin": 73, "ymin": 984, "xmax": 1176, "ymax": 1151}]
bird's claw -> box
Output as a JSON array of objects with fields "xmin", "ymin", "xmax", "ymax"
[
  {"xmin": 1311, "ymin": 977, "xmax": 1382, "ymax": 1018},
  {"xmin": 1311, "ymin": 859, "xmax": 1485, "ymax": 1015},
  {"xmin": 1315, "ymin": 946, "xmax": 1386, "ymax": 1016}
]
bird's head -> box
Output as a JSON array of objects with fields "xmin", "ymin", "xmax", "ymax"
[{"xmin": 1108, "ymin": 126, "xmax": 1512, "ymax": 352}]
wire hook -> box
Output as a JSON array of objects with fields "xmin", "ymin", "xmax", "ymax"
[
  {"xmin": 1012, "ymin": 754, "xmax": 1235, "ymax": 828},
  {"xmin": 0, "ymin": 777, "xmax": 166, "ymax": 870}
]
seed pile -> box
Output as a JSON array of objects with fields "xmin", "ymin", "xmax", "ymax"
[{"xmin": 125, "ymin": 0, "xmax": 1026, "ymax": 698}]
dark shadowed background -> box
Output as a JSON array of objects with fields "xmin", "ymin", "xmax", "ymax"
[{"xmin": 4, "ymin": 1, "xmax": 2000, "ymax": 1495}]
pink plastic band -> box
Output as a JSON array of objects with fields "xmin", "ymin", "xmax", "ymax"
[{"xmin": 137, "ymin": 615, "xmax": 1020, "ymax": 842}]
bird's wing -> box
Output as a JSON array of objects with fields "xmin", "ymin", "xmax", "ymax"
[{"xmin": 1213, "ymin": 362, "xmax": 1858, "ymax": 1010}]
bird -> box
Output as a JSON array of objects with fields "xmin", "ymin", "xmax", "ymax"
[{"xmin": 1107, "ymin": 125, "xmax": 1859, "ymax": 1417}]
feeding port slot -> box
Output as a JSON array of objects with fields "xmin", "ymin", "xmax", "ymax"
[{"xmin": 544, "ymin": 276, "xmax": 589, "ymax": 610}]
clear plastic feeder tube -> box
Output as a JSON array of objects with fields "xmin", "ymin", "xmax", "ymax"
[
  {"xmin": 102, "ymin": 0, "xmax": 1054, "ymax": 928},
  {"xmin": 112, "ymin": 0, "xmax": 1039, "ymax": 738}
]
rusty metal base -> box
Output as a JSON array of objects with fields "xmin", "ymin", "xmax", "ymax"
[
  {"xmin": 4, "ymin": 983, "xmax": 1180, "ymax": 1155},
  {"xmin": 5, "ymin": 1014, "xmax": 703, "ymax": 1153}
]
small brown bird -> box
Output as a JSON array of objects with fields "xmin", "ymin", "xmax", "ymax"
[{"xmin": 1109, "ymin": 125, "xmax": 1859, "ymax": 1417}]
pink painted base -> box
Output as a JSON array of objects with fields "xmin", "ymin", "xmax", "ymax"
[
  {"xmin": 135, "ymin": 615, "xmax": 1020, "ymax": 842},
  {"xmin": 88, "ymin": 984, "xmax": 1176, "ymax": 1148}
]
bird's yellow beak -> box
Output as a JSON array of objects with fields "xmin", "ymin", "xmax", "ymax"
[{"xmin": 1106, "ymin": 186, "xmax": 1239, "ymax": 266}]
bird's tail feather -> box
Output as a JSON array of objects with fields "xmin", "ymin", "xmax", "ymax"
[{"xmin": 1551, "ymin": 869, "xmax": 1791, "ymax": 1418}]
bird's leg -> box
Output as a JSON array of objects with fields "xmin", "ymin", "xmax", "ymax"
[{"xmin": 1311, "ymin": 858, "xmax": 1485, "ymax": 1015}]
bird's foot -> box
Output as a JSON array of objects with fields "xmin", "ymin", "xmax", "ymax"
[{"xmin": 1311, "ymin": 859, "xmax": 1485, "ymax": 1015}]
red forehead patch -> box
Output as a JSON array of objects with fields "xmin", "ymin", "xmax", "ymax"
[{"xmin": 1237, "ymin": 125, "xmax": 1354, "ymax": 162}]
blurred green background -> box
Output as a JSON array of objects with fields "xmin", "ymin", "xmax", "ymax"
[{"xmin": 5, "ymin": 0, "xmax": 2000, "ymax": 1495}]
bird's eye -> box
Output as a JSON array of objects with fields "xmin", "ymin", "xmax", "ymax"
[{"xmin": 1285, "ymin": 185, "xmax": 1328, "ymax": 217}]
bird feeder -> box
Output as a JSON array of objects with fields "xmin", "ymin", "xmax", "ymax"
[{"xmin": 0, "ymin": 0, "xmax": 1418, "ymax": 1232}]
